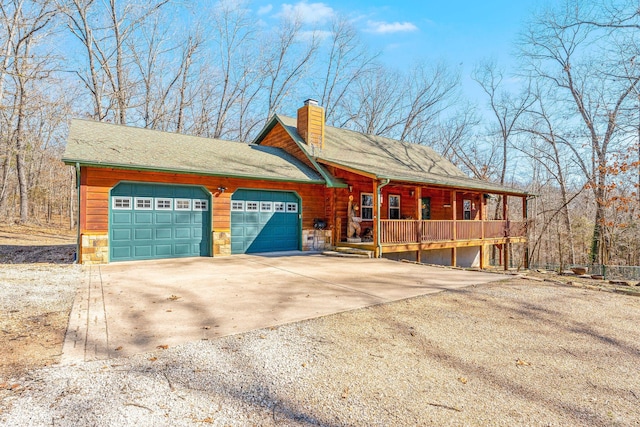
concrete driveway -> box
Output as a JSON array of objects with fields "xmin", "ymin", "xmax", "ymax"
[{"xmin": 62, "ymin": 253, "xmax": 506, "ymax": 362}]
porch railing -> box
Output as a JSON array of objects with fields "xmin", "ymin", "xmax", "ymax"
[{"xmin": 380, "ymin": 220, "xmax": 526, "ymax": 244}]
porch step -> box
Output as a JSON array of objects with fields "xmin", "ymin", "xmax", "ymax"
[
  {"xmin": 321, "ymin": 250, "xmax": 370, "ymax": 259},
  {"xmin": 322, "ymin": 246, "xmax": 375, "ymax": 258}
]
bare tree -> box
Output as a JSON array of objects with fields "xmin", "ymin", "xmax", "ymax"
[{"xmin": 520, "ymin": 0, "xmax": 640, "ymax": 264}]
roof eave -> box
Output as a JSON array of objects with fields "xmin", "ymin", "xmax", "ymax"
[
  {"xmin": 62, "ymin": 158, "xmax": 326, "ymax": 185},
  {"xmin": 316, "ymin": 159, "xmax": 527, "ymax": 196}
]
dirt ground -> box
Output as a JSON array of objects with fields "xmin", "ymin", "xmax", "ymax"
[{"xmin": 0, "ymin": 224, "xmax": 78, "ymax": 386}]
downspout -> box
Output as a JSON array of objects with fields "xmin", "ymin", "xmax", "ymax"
[
  {"xmin": 376, "ymin": 178, "xmax": 391, "ymax": 258},
  {"xmin": 75, "ymin": 163, "xmax": 81, "ymax": 264}
]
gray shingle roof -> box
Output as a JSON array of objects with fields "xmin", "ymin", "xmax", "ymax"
[
  {"xmin": 63, "ymin": 119, "xmax": 324, "ymax": 183},
  {"xmin": 275, "ymin": 115, "xmax": 527, "ymax": 195}
]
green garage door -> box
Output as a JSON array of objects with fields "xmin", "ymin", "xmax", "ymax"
[
  {"xmin": 109, "ymin": 183, "xmax": 211, "ymax": 262},
  {"xmin": 231, "ymin": 189, "xmax": 300, "ymax": 254}
]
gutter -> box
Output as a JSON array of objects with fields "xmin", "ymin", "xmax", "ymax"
[
  {"xmin": 75, "ymin": 162, "xmax": 81, "ymax": 264},
  {"xmin": 376, "ymin": 178, "xmax": 391, "ymax": 258}
]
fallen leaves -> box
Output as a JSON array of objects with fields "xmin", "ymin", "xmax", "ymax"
[
  {"xmin": 458, "ymin": 377, "xmax": 467, "ymax": 384},
  {"xmin": 341, "ymin": 386, "xmax": 349, "ymax": 399},
  {"xmin": 167, "ymin": 295, "xmax": 181, "ymax": 301},
  {"xmin": 114, "ymin": 346, "xmax": 123, "ymax": 351},
  {"xmin": 157, "ymin": 344, "xmax": 169, "ymax": 350},
  {"xmin": 148, "ymin": 357, "xmax": 157, "ymax": 362},
  {"xmin": 516, "ymin": 358, "xmax": 531, "ymax": 367}
]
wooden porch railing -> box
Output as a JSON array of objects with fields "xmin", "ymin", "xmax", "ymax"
[{"xmin": 380, "ymin": 220, "xmax": 526, "ymax": 244}]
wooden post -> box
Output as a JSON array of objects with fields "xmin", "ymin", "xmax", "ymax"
[
  {"xmin": 416, "ymin": 186, "xmax": 422, "ymax": 262},
  {"xmin": 451, "ymin": 247, "xmax": 457, "ymax": 267},
  {"xmin": 372, "ymin": 179, "xmax": 378, "ymax": 257},
  {"xmin": 504, "ymin": 243, "xmax": 510, "ymax": 271},
  {"xmin": 523, "ymin": 196, "xmax": 529, "ymax": 269},
  {"xmin": 479, "ymin": 245, "xmax": 484, "ymax": 269},
  {"xmin": 451, "ymin": 190, "xmax": 457, "ymax": 267}
]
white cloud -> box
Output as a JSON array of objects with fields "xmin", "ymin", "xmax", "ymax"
[
  {"xmin": 257, "ymin": 4, "xmax": 273, "ymax": 15},
  {"xmin": 279, "ymin": 1, "xmax": 334, "ymax": 25},
  {"xmin": 366, "ymin": 20, "xmax": 418, "ymax": 34}
]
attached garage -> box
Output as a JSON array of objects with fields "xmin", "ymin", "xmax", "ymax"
[
  {"xmin": 109, "ymin": 182, "xmax": 211, "ymax": 262},
  {"xmin": 231, "ymin": 189, "xmax": 300, "ymax": 254}
]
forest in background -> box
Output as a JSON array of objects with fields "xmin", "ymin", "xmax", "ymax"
[{"xmin": 1, "ymin": 0, "xmax": 639, "ymax": 268}]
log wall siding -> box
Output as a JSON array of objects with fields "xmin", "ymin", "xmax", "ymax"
[
  {"xmin": 259, "ymin": 122, "xmax": 315, "ymax": 169},
  {"xmin": 79, "ymin": 167, "xmax": 326, "ymax": 233}
]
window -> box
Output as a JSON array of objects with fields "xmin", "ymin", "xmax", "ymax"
[
  {"xmin": 175, "ymin": 199, "xmax": 191, "ymax": 211},
  {"xmin": 245, "ymin": 201, "xmax": 259, "ymax": 212},
  {"xmin": 134, "ymin": 197, "xmax": 152, "ymax": 210},
  {"xmin": 112, "ymin": 197, "xmax": 132, "ymax": 210},
  {"xmin": 361, "ymin": 193, "xmax": 373, "ymax": 220},
  {"xmin": 389, "ymin": 195, "xmax": 400, "ymax": 219},
  {"xmin": 463, "ymin": 199, "xmax": 472, "ymax": 220},
  {"xmin": 155, "ymin": 198, "xmax": 172, "ymax": 210},
  {"xmin": 260, "ymin": 201, "xmax": 273, "ymax": 212},
  {"xmin": 421, "ymin": 197, "xmax": 431, "ymax": 220},
  {"xmin": 274, "ymin": 202, "xmax": 285, "ymax": 212},
  {"xmin": 286, "ymin": 202, "xmax": 298, "ymax": 213},
  {"xmin": 193, "ymin": 199, "xmax": 208, "ymax": 211},
  {"xmin": 231, "ymin": 200, "xmax": 244, "ymax": 211}
]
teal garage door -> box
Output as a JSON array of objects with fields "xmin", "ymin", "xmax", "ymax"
[
  {"xmin": 109, "ymin": 183, "xmax": 211, "ymax": 262},
  {"xmin": 231, "ymin": 189, "xmax": 300, "ymax": 254}
]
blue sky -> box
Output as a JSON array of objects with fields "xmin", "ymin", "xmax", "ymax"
[{"xmin": 252, "ymin": 0, "xmax": 553, "ymax": 103}]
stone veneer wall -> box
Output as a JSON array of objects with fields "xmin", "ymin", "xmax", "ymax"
[
  {"xmin": 81, "ymin": 233, "xmax": 109, "ymax": 264},
  {"xmin": 213, "ymin": 231, "xmax": 231, "ymax": 256},
  {"xmin": 302, "ymin": 229, "xmax": 332, "ymax": 251}
]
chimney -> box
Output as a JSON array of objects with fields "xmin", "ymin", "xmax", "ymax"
[{"xmin": 297, "ymin": 98, "xmax": 325, "ymax": 150}]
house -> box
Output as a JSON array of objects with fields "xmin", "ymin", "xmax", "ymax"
[{"xmin": 63, "ymin": 99, "xmax": 529, "ymax": 268}]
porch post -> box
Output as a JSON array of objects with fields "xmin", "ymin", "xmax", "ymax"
[
  {"xmin": 523, "ymin": 196, "xmax": 529, "ymax": 269},
  {"xmin": 373, "ymin": 179, "xmax": 378, "ymax": 256},
  {"xmin": 416, "ymin": 186, "xmax": 422, "ymax": 262},
  {"xmin": 452, "ymin": 190, "xmax": 457, "ymax": 267},
  {"xmin": 503, "ymin": 194, "xmax": 509, "ymax": 271}
]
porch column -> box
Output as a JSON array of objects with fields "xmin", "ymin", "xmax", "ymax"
[
  {"xmin": 523, "ymin": 196, "xmax": 529, "ymax": 269},
  {"xmin": 373, "ymin": 180, "xmax": 378, "ymax": 256},
  {"xmin": 416, "ymin": 186, "xmax": 422, "ymax": 262},
  {"xmin": 503, "ymin": 194, "xmax": 509, "ymax": 271},
  {"xmin": 451, "ymin": 190, "xmax": 457, "ymax": 267}
]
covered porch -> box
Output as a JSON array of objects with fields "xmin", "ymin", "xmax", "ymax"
[{"xmin": 328, "ymin": 170, "xmax": 529, "ymax": 270}]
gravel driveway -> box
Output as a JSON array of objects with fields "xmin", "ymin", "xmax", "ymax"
[{"xmin": 2, "ymin": 278, "xmax": 639, "ymax": 426}]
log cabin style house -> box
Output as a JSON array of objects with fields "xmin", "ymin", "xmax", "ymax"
[{"xmin": 63, "ymin": 99, "xmax": 529, "ymax": 268}]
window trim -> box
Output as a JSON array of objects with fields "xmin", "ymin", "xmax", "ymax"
[
  {"xmin": 388, "ymin": 194, "xmax": 401, "ymax": 219},
  {"xmin": 360, "ymin": 192, "xmax": 373, "ymax": 220},
  {"xmin": 155, "ymin": 198, "xmax": 173, "ymax": 210},
  {"xmin": 174, "ymin": 198, "xmax": 192, "ymax": 211},
  {"xmin": 112, "ymin": 196, "xmax": 132, "ymax": 210}
]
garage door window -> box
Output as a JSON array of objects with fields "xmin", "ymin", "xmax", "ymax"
[
  {"xmin": 274, "ymin": 202, "xmax": 285, "ymax": 212},
  {"xmin": 260, "ymin": 201, "xmax": 273, "ymax": 212},
  {"xmin": 113, "ymin": 197, "xmax": 132, "ymax": 209},
  {"xmin": 135, "ymin": 197, "xmax": 152, "ymax": 210},
  {"xmin": 155, "ymin": 198, "xmax": 172, "ymax": 210},
  {"xmin": 175, "ymin": 199, "xmax": 191, "ymax": 211},
  {"xmin": 193, "ymin": 200, "xmax": 208, "ymax": 210},
  {"xmin": 246, "ymin": 201, "xmax": 259, "ymax": 211},
  {"xmin": 286, "ymin": 202, "xmax": 298, "ymax": 213},
  {"xmin": 231, "ymin": 201, "xmax": 244, "ymax": 211}
]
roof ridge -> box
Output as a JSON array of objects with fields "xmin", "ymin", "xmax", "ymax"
[{"xmin": 70, "ymin": 118, "xmax": 248, "ymax": 146}]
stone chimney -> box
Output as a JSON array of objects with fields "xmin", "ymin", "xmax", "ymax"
[{"xmin": 297, "ymin": 99, "xmax": 325, "ymax": 150}]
